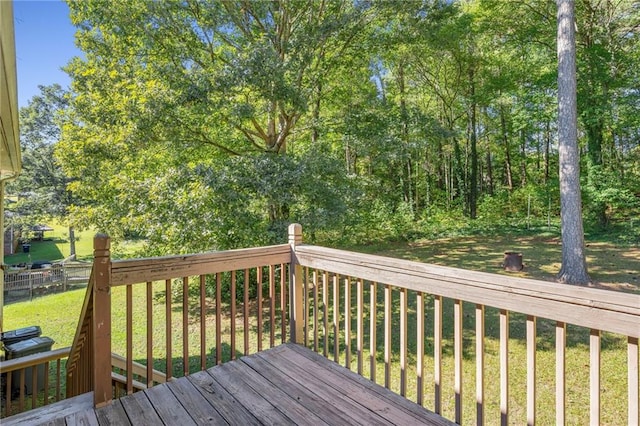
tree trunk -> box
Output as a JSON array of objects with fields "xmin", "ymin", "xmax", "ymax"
[
  {"xmin": 397, "ymin": 61, "xmax": 414, "ymax": 214},
  {"xmin": 520, "ymin": 128, "xmax": 527, "ymax": 187},
  {"xmin": 69, "ymin": 226, "xmax": 76, "ymax": 260},
  {"xmin": 468, "ymin": 66, "xmax": 478, "ymax": 219},
  {"xmin": 311, "ymin": 80, "xmax": 322, "ymax": 144},
  {"xmin": 556, "ymin": 0, "xmax": 590, "ymax": 285},
  {"xmin": 544, "ymin": 119, "xmax": 551, "ymax": 184},
  {"xmin": 485, "ymin": 147, "xmax": 494, "ymax": 195},
  {"xmin": 452, "ymin": 137, "xmax": 466, "ymax": 213},
  {"xmin": 500, "ymin": 107, "xmax": 513, "ymax": 190}
]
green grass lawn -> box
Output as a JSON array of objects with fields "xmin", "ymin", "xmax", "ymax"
[
  {"xmin": 3, "ymin": 229, "xmax": 637, "ymax": 424},
  {"xmin": 350, "ymin": 228, "xmax": 640, "ymax": 294},
  {"xmin": 3, "ymin": 221, "xmax": 147, "ymax": 265}
]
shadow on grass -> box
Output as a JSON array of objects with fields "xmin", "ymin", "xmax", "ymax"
[
  {"xmin": 4, "ymin": 239, "xmax": 65, "ymax": 265},
  {"xmin": 354, "ymin": 232, "xmax": 639, "ymax": 293}
]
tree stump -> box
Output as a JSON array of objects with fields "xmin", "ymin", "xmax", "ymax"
[{"xmin": 503, "ymin": 252, "xmax": 523, "ymax": 272}]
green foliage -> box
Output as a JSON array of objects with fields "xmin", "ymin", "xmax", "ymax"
[
  {"xmin": 582, "ymin": 165, "xmax": 640, "ymax": 228},
  {"xmin": 48, "ymin": 0, "xmax": 640, "ymax": 252},
  {"xmin": 7, "ymin": 85, "xmax": 76, "ymax": 225}
]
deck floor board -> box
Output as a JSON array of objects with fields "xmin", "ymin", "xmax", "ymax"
[
  {"xmin": 186, "ymin": 370, "xmax": 261, "ymax": 426},
  {"xmin": 142, "ymin": 382, "xmax": 198, "ymax": 426},
  {"xmin": 5, "ymin": 344, "xmax": 454, "ymax": 425},
  {"xmin": 163, "ymin": 372, "xmax": 228, "ymax": 425},
  {"xmin": 249, "ymin": 348, "xmax": 392, "ymax": 426}
]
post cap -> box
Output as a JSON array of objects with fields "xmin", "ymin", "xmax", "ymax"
[{"xmin": 288, "ymin": 223, "xmax": 302, "ymax": 246}]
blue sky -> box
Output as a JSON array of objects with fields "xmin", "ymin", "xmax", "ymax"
[{"xmin": 13, "ymin": 0, "xmax": 81, "ymax": 108}]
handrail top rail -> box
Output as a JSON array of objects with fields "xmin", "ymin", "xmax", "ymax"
[
  {"xmin": 111, "ymin": 243, "xmax": 291, "ymax": 286},
  {"xmin": 0, "ymin": 347, "xmax": 70, "ymax": 372},
  {"xmin": 112, "ymin": 243, "xmax": 290, "ymax": 267},
  {"xmin": 295, "ymin": 244, "xmax": 640, "ymax": 337}
]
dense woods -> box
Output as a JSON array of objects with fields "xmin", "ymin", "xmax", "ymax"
[{"xmin": 14, "ymin": 0, "xmax": 640, "ymax": 256}]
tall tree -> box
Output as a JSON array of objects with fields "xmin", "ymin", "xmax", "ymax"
[
  {"xmin": 556, "ymin": 0, "xmax": 590, "ymax": 284},
  {"xmin": 8, "ymin": 85, "xmax": 79, "ymax": 257},
  {"xmin": 59, "ymin": 0, "xmax": 371, "ymax": 248}
]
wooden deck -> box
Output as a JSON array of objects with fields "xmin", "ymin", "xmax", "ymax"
[{"xmin": 5, "ymin": 344, "xmax": 453, "ymax": 425}]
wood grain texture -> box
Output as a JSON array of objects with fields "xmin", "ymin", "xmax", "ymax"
[
  {"xmin": 186, "ymin": 370, "xmax": 259, "ymax": 425},
  {"xmin": 628, "ymin": 337, "xmax": 639, "ymax": 426},
  {"xmin": 8, "ymin": 344, "xmax": 453, "ymax": 426},
  {"xmin": 295, "ymin": 245, "xmax": 639, "ymax": 337},
  {"xmin": 111, "ymin": 244, "xmax": 290, "ymax": 286}
]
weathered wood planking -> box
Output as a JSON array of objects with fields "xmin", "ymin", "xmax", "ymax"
[
  {"xmin": 219, "ymin": 358, "xmax": 329, "ymax": 425},
  {"xmin": 7, "ymin": 344, "xmax": 454, "ymax": 425},
  {"xmin": 118, "ymin": 391, "xmax": 163, "ymax": 425},
  {"xmin": 65, "ymin": 408, "xmax": 99, "ymax": 426},
  {"xmin": 295, "ymin": 245, "xmax": 640, "ymax": 337},
  {"xmin": 94, "ymin": 400, "xmax": 129, "ymax": 425},
  {"xmin": 286, "ymin": 343, "xmax": 455, "ymax": 426},
  {"xmin": 111, "ymin": 244, "xmax": 290, "ymax": 286},
  {"xmin": 142, "ymin": 384, "xmax": 197, "ymax": 426},
  {"xmin": 186, "ymin": 371, "xmax": 260, "ymax": 425},
  {"xmin": 0, "ymin": 392, "xmax": 93, "ymax": 426},
  {"xmin": 243, "ymin": 351, "xmax": 391, "ymax": 426},
  {"xmin": 163, "ymin": 374, "xmax": 227, "ymax": 425},
  {"xmin": 204, "ymin": 358, "xmax": 296, "ymax": 425}
]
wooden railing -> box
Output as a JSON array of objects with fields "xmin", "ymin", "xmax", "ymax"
[
  {"xmin": 3, "ymin": 262, "xmax": 92, "ymax": 299},
  {"xmin": 0, "ymin": 346, "xmax": 70, "ymax": 417},
  {"xmin": 86, "ymin": 234, "xmax": 293, "ymax": 407},
  {"xmin": 4, "ymin": 224, "xmax": 637, "ymax": 425},
  {"xmin": 65, "ymin": 265, "xmax": 96, "ymax": 400},
  {"xmin": 288, "ymin": 235, "xmax": 640, "ymax": 425}
]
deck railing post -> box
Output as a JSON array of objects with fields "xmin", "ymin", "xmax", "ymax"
[
  {"xmin": 93, "ymin": 234, "xmax": 112, "ymax": 407},
  {"xmin": 288, "ymin": 223, "xmax": 304, "ymax": 344}
]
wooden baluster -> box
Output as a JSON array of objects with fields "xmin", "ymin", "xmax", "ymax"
[
  {"xmin": 500, "ymin": 309, "xmax": 509, "ymax": 426},
  {"xmin": 357, "ymin": 278, "xmax": 364, "ymax": 376},
  {"xmin": 303, "ymin": 267, "xmax": 311, "ymax": 348},
  {"xmin": 281, "ymin": 263, "xmax": 287, "ymax": 344},
  {"xmin": 556, "ymin": 321, "xmax": 566, "ymax": 425},
  {"xmin": 215, "ymin": 273, "xmax": 222, "ymax": 365},
  {"xmin": 166, "ymin": 279, "xmax": 173, "ymax": 378},
  {"xmin": 323, "ymin": 271, "xmax": 329, "ymax": 358},
  {"xmin": 31, "ymin": 366, "xmax": 37, "ymax": 408},
  {"xmin": 400, "ymin": 288, "xmax": 408, "ymax": 397},
  {"xmin": 93, "ymin": 234, "xmax": 112, "ymax": 407},
  {"xmin": 629, "ymin": 337, "xmax": 639, "ymax": 426},
  {"xmin": 476, "ymin": 304, "xmax": 485, "ymax": 425},
  {"xmin": 44, "ymin": 360, "xmax": 50, "ymax": 405},
  {"xmin": 147, "ymin": 281, "xmax": 154, "ymax": 387},
  {"xmin": 6, "ymin": 371, "xmax": 12, "ymax": 415},
  {"xmin": 200, "ymin": 275, "xmax": 206, "ymax": 369},
  {"xmin": 527, "ymin": 315, "xmax": 537, "ymax": 426},
  {"xmin": 454, "ymin": 299, "xmax": 463, "ymax": 424},
  {"xmin": 269, "ymin": 265, "xmax": 275, "ymax": 348},
  {"xmin": 370, "ymin": 281, "xmax": 377, "ymax": 384},
  {"xmin": 288, "ymin": 224, "xmax": 303, "ymax": 344},
  {"xmin": 417, "ymin": 292, "xmax": 424, "ymax": 406},
  {"xmin": 126, "ymin": 284, "xmax": 133, "ymax": 394},
  {"xmin": 19, "ymin": 368, "xmax": 25, "ymax": 411},
  {"xmin": 231, "ymin": 271, "xmax": 236, "ymax": 360},
  {"xmin": 590, "ymin": 329, "xmax": 601, "ymax": 426},
  {"xmin": 56, "ymin": 358, "xmax": 61, "ymax": 401},
  {"xmin": 182, "ymin": 276, "xmax": 189, "ymax": 375},
  {"xmin": 345, "ymin": 276, "xmax": 351, "ymax": 369},
  {"xmin": 244, "ymin": 269, "xmax": 250, "ymax": 355},
  {"xmin": 384, "ymin": 284, "xmax": 392, "ymax": 390},
  {"xmin": 434, "ymin": 295, "xmax": 442, "ymax": 414},
  {"xmin": 257, "ymin": 267, "xmax": 263, "ymax": 352},
  {"xmin": 333, "ymin": 273, "xmax": 340, "ymax": 363},
  {"xmin": 313, "ymin": 271, "xmax": 319, "ymax": 353}
]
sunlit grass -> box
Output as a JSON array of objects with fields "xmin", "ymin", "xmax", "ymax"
[{"xmin": 3, "ymin": 230, "xmax": 637, "ymax": 424}]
